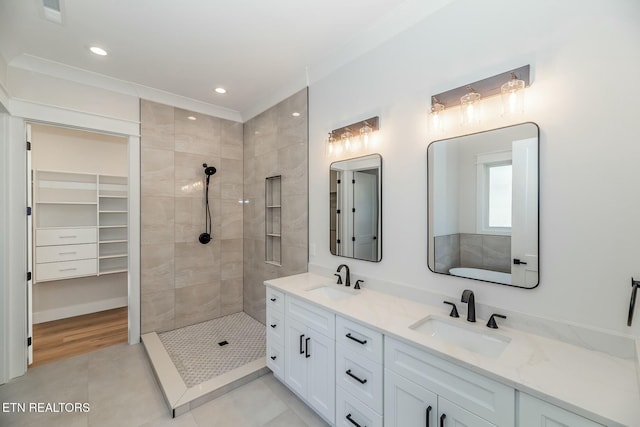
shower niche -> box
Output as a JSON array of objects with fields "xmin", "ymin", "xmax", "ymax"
[{"xmin": 265, "ymin": 175, "xmax": 282, "ymax": 266}]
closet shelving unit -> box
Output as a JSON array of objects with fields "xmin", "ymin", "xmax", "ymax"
[
  {"xmin": 265, "ymin": 175, "xmax": 282, "ymax": 266},
  {"xmin": 33, "ymin": 170, "xmax": 128, "ymax": 282}
]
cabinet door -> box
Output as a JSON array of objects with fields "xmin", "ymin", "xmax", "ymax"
[
  {"xmin": 306, "ymin": 328, "xmax": 335, "ymax": 423},
  {"xmin": 438, "ymin": 396, "xmax": 495, "ymax": 427},
  {"xmin": 385, "ymin": 369, "xmax": 437, "ymax": 427},
  {"xmin": 284, "ymin": 316, "xmax": 307, "ymax": 397},
  {"xmin": 519, "ymin": 393, "xmax": 604, "ymax": 427}
]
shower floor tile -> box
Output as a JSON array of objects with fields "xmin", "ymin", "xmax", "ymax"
[{"xmin": 158, "ymin": 312, "xmax": 266, "ymax": 388}]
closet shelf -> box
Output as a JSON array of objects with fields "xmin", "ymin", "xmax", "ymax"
[
  {"xmin": 267, "ymin": 233, "xmax": 281, "ymax": 237},
  {"xmin": 99, "ymin": 239, "xmax": 128, "ymax": 244},
  {"xmin": 99, "ymin": 195, "xmax": 127, "ymax": 199},
  {"xmin": 266, "ymin": 205, "xmax": 281, "ymax": 208},
  {"xmin": 99, "ymin": 225, "xmax": 127, "ymax": 229},
  {"xmin": 99, "ymin": 210, "xmax": 127, "ymax": 213},
  {"xmin": 99, "ymin": 268, "xmax": 128, "ymax": 275},
  {"xmin": 99, "ymin": 254, "xmax": 127, "ymax": 260}
]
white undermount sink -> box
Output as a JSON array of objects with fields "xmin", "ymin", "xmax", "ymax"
[
  {"xmin": 409, "ymin": 316, "xmax": 511, "ymax": 358},
  {"xmin": 305, "ymin": 285, "xmax": 358, "ymax": 301}
]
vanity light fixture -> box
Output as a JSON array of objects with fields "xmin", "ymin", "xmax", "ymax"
[
  {"xmin": 325, "ymin": 116, "xmax": 379, "ymax": 158},
  {"xmin": 430, "ymin": 65, "xmax": 530, "ymax": 131},
  {"xmin": 430, "ymin": 97, "xmax": 445, "ymax": 133},
  {"xmin": 501, "ymin": 72, "xmax": 526, "ymax": 116},
  {"xmin": 460, "ymin": 86, "xmax": 481, "ymax": 126}
]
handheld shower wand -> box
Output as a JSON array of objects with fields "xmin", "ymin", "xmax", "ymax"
[{"xmin": 199, "ymin": 163, "xmax": 217, "ymax": 244}]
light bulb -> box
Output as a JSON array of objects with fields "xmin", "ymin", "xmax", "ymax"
[
  {"xmin": 501, "ymin": 74, "xmax": 525, "ymax": 116},
  {"xmin": 359, "ymin": 122, "xmax": 373, "ymax": 148},
  {"xmin": 460, "ymin": 88, "xmax": 481, "ymax": 126},
  {"xmin": 430, "ymin": 99, "xmax": 445, "ymax": 133}
]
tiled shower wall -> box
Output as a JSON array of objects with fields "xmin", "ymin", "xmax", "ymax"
[
  {"xmin": 140, "ymin": 100, "xmax": 244, "ymax": 333},
  {"xmin": 243, "ymin": 89, "xmax": 309, "ymax": 324},
  {"xmin": 435, "ymin": 233, "xmax": 511, "ymax": 274}
]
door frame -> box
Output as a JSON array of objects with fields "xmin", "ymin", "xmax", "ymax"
[{"xmin": 1, "ymin": 101, "xmax": 141, "ymax": 383}]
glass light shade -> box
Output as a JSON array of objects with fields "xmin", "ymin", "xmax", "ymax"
[
  {"xmin": 501, "ymin": 77, "xmax": 525, "ymax": 116},
  {"xmin": 430, "ymin": 102, "xmax": 445, "ymax": 133},
  {"xmin": 341, "ymin": 130, "xmax": 353, "ymax": 152},
  {"xmin": 460, "ymin": 90, "xmax": 481, "ymax": 126},
  {"xmin": 325, "ymin": 133, "xmax": 337, "ymax": 157},
  {"xmin": 360, "ymin": 123, "xmax": 373, "ymax": 148}
]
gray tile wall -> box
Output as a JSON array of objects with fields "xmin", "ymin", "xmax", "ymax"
[
  {"xmin": 243, "ymin": 89, "xmax": 309, "ymax": 324},
  {"xmin": 434, "ymin": 233, "xmax": 511, "ymax": 274},
  {"xmin": 140, "ymin": 100, "xmax": 244, "ymax": 333}
]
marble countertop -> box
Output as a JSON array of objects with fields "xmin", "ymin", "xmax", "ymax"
[{"xmin": 265, "ymin": 272, "xmax": 640, "ymax": 427}]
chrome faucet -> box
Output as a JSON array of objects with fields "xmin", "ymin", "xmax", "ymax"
[
  {"xmin": 461, "ymin": 289, "xmax": 476, "ymax": 322},
  {"xmin": 336, "ymin": 264, "xmax": 351, "ymax": 287}
]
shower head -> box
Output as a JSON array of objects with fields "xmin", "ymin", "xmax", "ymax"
[{"xmin": 203, "ymin": 163, "xmax": 217, "ymax": 176}]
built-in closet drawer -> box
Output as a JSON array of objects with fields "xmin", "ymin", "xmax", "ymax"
[
  {"xmin": 36, "ymin": 227, "xmax": 97, "ymax": 247},
  {"xmin": 336, "ymin": 315, "xmax": 383, "ymax": 364},
  {"xmin": 336, "ymin": 344, "xmax": 383, "ymax": 412},
  {"xmin": 385, "ymin": 336, "xmax": 514, "ymax": 426},
  {"xmin": 36, "ymin": 243, "xmax": 97, "ymax": 263},
  {"xmin": 266, "ymin": 287, "xmax": 285, "ymax": 313},
  {"xmin": 336, "ymin": 385, "xmax": 383, "ymax": 427},
  {"xmin": 266, "ymin": 343, "xmax": 284, "ymax": 380},
  {"xmin": 285, "ymin": 296, "xmax": 334, "ymax": 339},
  {"xmin": 266, "ymin": 307, "xmax": 285, "ymax": 346},
  {"xmin": 36, "ymin": 258, "xmax": 97, "ymax": 281}
]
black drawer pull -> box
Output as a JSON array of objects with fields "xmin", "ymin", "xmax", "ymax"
[
  {"xmin": 345, "ymin": 333, "xmax": 367, "ymax": 345},
  {"xmin": 426, "ymin": 405, "xmax": 432, "ymax": 427},
  {"xmin": 270, "ymin": 297, "xmax": 276, "ymax": 302},
  {"xmin": 299, "ymin": 334, "xmax": 305, "ymax": 354},
  {"xmin": 345, "ymin": 369, "xmax": 367, "ymax": 384},
  {"xmin": 270, "ymin": 356, "xmax": 276, "ymax": 360},
  {"xmin": 270, "ymin": 324, "xmax": 277, "ymax": 328},
  {"xmin": 440, "ymin": 413, "xmax": 446, "ymax": 427},
  {"xmin": 305, "ymin": 337, "xmax": 311, "ymax": 358},
  {"xmin": 346, "ymin": 413, "xmax": 364, "ymax": 427}
]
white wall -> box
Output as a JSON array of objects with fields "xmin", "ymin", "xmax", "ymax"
[
  {"xmin": 31, "ymin": 124, "xmax": 128, "ymax": 322},
  {"xmin": 309, "ymin": 0, "xmax": 640, "ymax": 336}
]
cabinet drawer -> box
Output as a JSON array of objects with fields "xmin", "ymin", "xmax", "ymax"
[
  {"xmin": 385, "ymin": 336, "xmax": 514, "ymax": 426},
  {"xmin": 336, "ymin": 344, "xmax": 383, "ymax": 412},
  {"xmin": 266, "ymin": 307, "xmax": 285, "ymax": 346},
  {"xmin": 518, "ymin": 393, "xmax": 603, "ymax": 427},
  {"xmin": 36, "ymin": 228, "xmax": 97, "ymax": 246},
  {"xmin": 36, "ymin": 258, "xmax": 97, "ymax": 282},
  {"xmin": 266, "ymin": 287, "xmax": 285, "ymax": 313},
  {"xmin": 336, "ymin": 315, "xmax": 383, "ymax": 364},
  {"xmin": 267, "ymin": 343, "xmax": 284, "ymax": 380},
  {"xmin": 36, "ymin": 243, "xmax": 97, "ymax": 263},
  {"xmin": 336, "ymin": 386, "xmax": 383, "ymax": 427},
  {"xmin": 286, "ymin": 295, "xmax": 335, "ymax": 339}
]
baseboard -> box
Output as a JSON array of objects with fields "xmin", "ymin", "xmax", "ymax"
[{"xmin": 33, "ymin": 296, "xmax": 128, "ymax": 323}]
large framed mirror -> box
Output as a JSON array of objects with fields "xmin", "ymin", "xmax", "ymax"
[
  {"xmin": 330, "ymin": 154, "xmax": 382, "ymax": 262},
  {"xmin": 427, "ymin": 122, "xmax": 539, "ymax": 288}
]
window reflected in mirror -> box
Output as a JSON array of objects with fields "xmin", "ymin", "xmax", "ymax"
[
  {"xmin": 330, "ymin": 154, "xmax": 382, "ymax": 262},
  {"xmin": 427, "ymin": 123, "xmax": 539, "ymax": 288}
]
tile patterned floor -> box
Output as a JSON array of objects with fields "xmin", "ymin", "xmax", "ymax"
[
  {"xmin": 0, "ymin": 343, "xmax": 328, "ymax": 427},
  {"xmin": 158, "ymin": 312, "xmax": 266, "ymax": 388}
]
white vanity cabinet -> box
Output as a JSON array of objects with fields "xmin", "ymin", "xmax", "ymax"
[
  {"xmin": 266, "ymin": 288, "xmax": 285, "ymax": 380},
  {"xmin": 518, "ymin": 393, "xmax": 604, "ymax": 427},
  {"xmin": 384, "ymin": 336, "xmax": 515, "ymax": 427},
  {"xmin": 335, "ymin": 316, "xmax": 384, "ymax": 427},
  {"xmin": 283, "ymin": 294, "xmax": 335, "ymax": 423}
]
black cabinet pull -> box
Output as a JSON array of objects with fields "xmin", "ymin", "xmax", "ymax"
[
  {"xmin": 345, "ymin": 369, "xmax": 367, "ymax": 384},
  {"xmin": 270, "ymin": 356, "xmax": 276, "ymax": 360},
  {"xmin": 270, "ymin": 297, "xmax": 276, "ymax": 302},
  {"xmin": 270, "ymin": 324, "xmax": 277, "ymax": 328},
  {"xmin": 299, "ymin": 334, "xmax": 305, "ymax": 354},
  {"xmin": 513, "ymin": 258, "xmax": 527, "ymax": 265},
  {"xmin": 346, "ymin": 413, "xmax": 364, "ymax": 427},
  {"xmin": 305, "ymin": 337, "xmax": 311, "ymax": 358},
  {"xmin": 440, "ymin": 413, "xmax": 446, "ymax": 427},
  {"xmin": 345, "ymin": 333, "xmax": 367, "ymax": 345},
  {"xmin": 426, "ymin": 405, "xmax": 432, "ymax": 427}
]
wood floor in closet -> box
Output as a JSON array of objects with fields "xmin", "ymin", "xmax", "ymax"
[{"xmin": 31, "ymin": 307, "xmax": 128, "ymax": 367}]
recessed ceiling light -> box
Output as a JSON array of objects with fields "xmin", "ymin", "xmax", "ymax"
[
  {"xmin": 214, "ymin": 87, "xmax": 227, "ymax": 94},
  {"xmin": 292, "ymin": 112, "xmax": 301, "ymax": 117},
  {"xmin": 187, "ymin": 116, "xmax": 197, "ymax": 121},
  {"xmin": 89, "ymin": 46, "xmax": 108, "ymax": 56}
]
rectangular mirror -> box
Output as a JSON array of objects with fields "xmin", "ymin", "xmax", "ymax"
[
  {"xmin": 330, "ymin": 154, "xmax": 382, "ymax": 262},
  {"xmin": 427, "ymin": 123, "xmax": 539, "ymax": 288}
]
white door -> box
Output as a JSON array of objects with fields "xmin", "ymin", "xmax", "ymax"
[
  {"xmin": 438, "ymin": 397, "xmax": 496, "ymax": 427},
  {"xmin": 384, "ymin": 369, "xmax": 437, "ymax": 427},
  {"xmin": 306, "ymin": 328, "xmax": 335, "ymax": 422},
  {"xmin": 284, "ymin": 317, "xmax": 307, "ymax": 397},
  {"xmin": 26, "ymin": 124, "xmax": 33, "ymax": 365},
  {"xmin": 511, "ymin": 137, "xmax": 538, "ymax": 287},
  {"xmin": 353, "ymin": 170, "xmax": 378, "ymax": 260}
]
